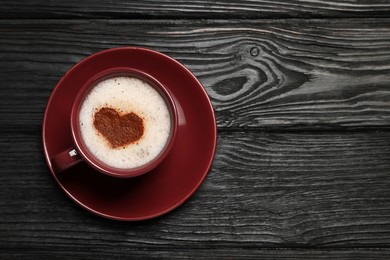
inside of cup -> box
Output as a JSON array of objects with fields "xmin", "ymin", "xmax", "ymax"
[{"xmin": 71, "ymin": 68, "xmax": 177, "ymax": 177}]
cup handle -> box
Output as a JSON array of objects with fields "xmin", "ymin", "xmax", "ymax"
[{"xmin": 51, "ymin": 147, "xmax": 83, "ymax": 172}]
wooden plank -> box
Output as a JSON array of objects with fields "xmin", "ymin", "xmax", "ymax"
[
  {"xmin": 1, "ymin": 19, "xmax": 390, "ymax": 130},
  {"xmin": 1, "ymin": 130, "xmax": 390, "ymax": 252},
  {"xmin": 1, "ymin": 249, "xmax": 390, "ymax": 259},
  {"xmin": 1, "ymin": 1, "xmax": 390, "ymax": 19}
]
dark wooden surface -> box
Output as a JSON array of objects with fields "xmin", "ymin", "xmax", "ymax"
[
  {"xmin": 2, "ymin": 0, "xmax": 390, "ymax": 18},
  {"xmin": 1, "ymin": 2, "xmax": 390, "ymax": 259}
]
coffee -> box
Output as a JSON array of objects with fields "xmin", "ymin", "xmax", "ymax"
[{"xmin": 78, "ymin": 76, "xmax": 172, "ymax": 169}]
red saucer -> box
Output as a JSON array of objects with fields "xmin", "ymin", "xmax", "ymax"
[{"xmin": 42, "ymin": 47, "xmax": 217, "ymax": 221}]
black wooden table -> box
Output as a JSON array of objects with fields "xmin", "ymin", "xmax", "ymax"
[{"xmin": 2, "ymin": 1, "xmax": 390, "ymax": 259}]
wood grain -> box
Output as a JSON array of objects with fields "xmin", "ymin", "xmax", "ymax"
[
  {"xmin": 1, "ymin": 130, "xmax": 390, "ymax": 256},
  {"xmin": 1, "ymin": 19, "xmax": 390, "ymax": 130},
  {"xmin": 1, "ymin": 249, "xmax": 390, "ymax": 259},
  {"xmin": 1, "ymin": 0, "xmax": 390, "ymax": 19}
]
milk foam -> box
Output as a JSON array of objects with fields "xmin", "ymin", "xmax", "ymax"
[{"xmin": 79, "ymin": 76, "xmax": 171, "ymax": 169}]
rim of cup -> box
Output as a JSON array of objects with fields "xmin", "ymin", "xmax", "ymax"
[{"xmin": 70, "ymin": 67, "xmax": 178, "ymax": 178}]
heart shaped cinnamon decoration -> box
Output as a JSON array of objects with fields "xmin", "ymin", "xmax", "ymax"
[{"xmin": 93, "ymin": 107, "xmax": 144, "ymax": 149}]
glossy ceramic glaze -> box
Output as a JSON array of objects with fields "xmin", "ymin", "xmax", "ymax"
[{"xmin": 42, "ymin": 47, "xmax": 217, "ymax": 221}]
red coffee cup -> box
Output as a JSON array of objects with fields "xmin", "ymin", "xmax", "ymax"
[{"xmin": 51, "ymin": 67, "xmax": 178, "ymax": 178}]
